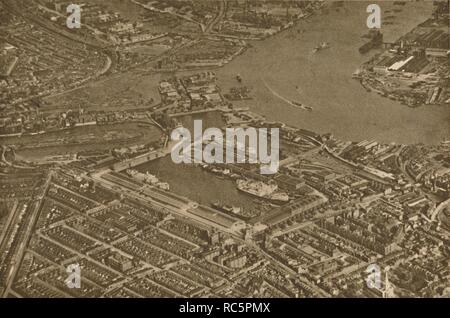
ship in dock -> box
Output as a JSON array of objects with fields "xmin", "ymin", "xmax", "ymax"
[
  {"xmin": 236, "ymin": 179, "xmax": 289, "ymax": 204},
  {"xmin": 211, "ymin": 201, "xmax": 242, "ymax": 215},
  {"xmin": 126, "ymin": 169, "xmax": 170, "ymax": 191},
  {"xmin": 359, "ymin": 30, "xmax": 383, "ymax": 54}
]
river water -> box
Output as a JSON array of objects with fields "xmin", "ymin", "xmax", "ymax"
[{"xmin": 215, "ymin": 1, "xmax": 449, "ymax": 144}]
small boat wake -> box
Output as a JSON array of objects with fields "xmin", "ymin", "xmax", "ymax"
[
  {"xmin": 313, "ymin": 42, "xmax": 331, "ymax": 53},
  {"xmin": 263, "ymin": 79, "xmax": 312, "ymax": 112}
]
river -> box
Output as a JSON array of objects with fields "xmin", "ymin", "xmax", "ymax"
[{"xmin": 214, "ymin": 1, "xmax": 449, "ymax": 144}]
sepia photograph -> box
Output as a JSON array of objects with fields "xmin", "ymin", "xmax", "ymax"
[{"xmin": 0, "ymin": 0, "xmax": 449, "ymax": 306}]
